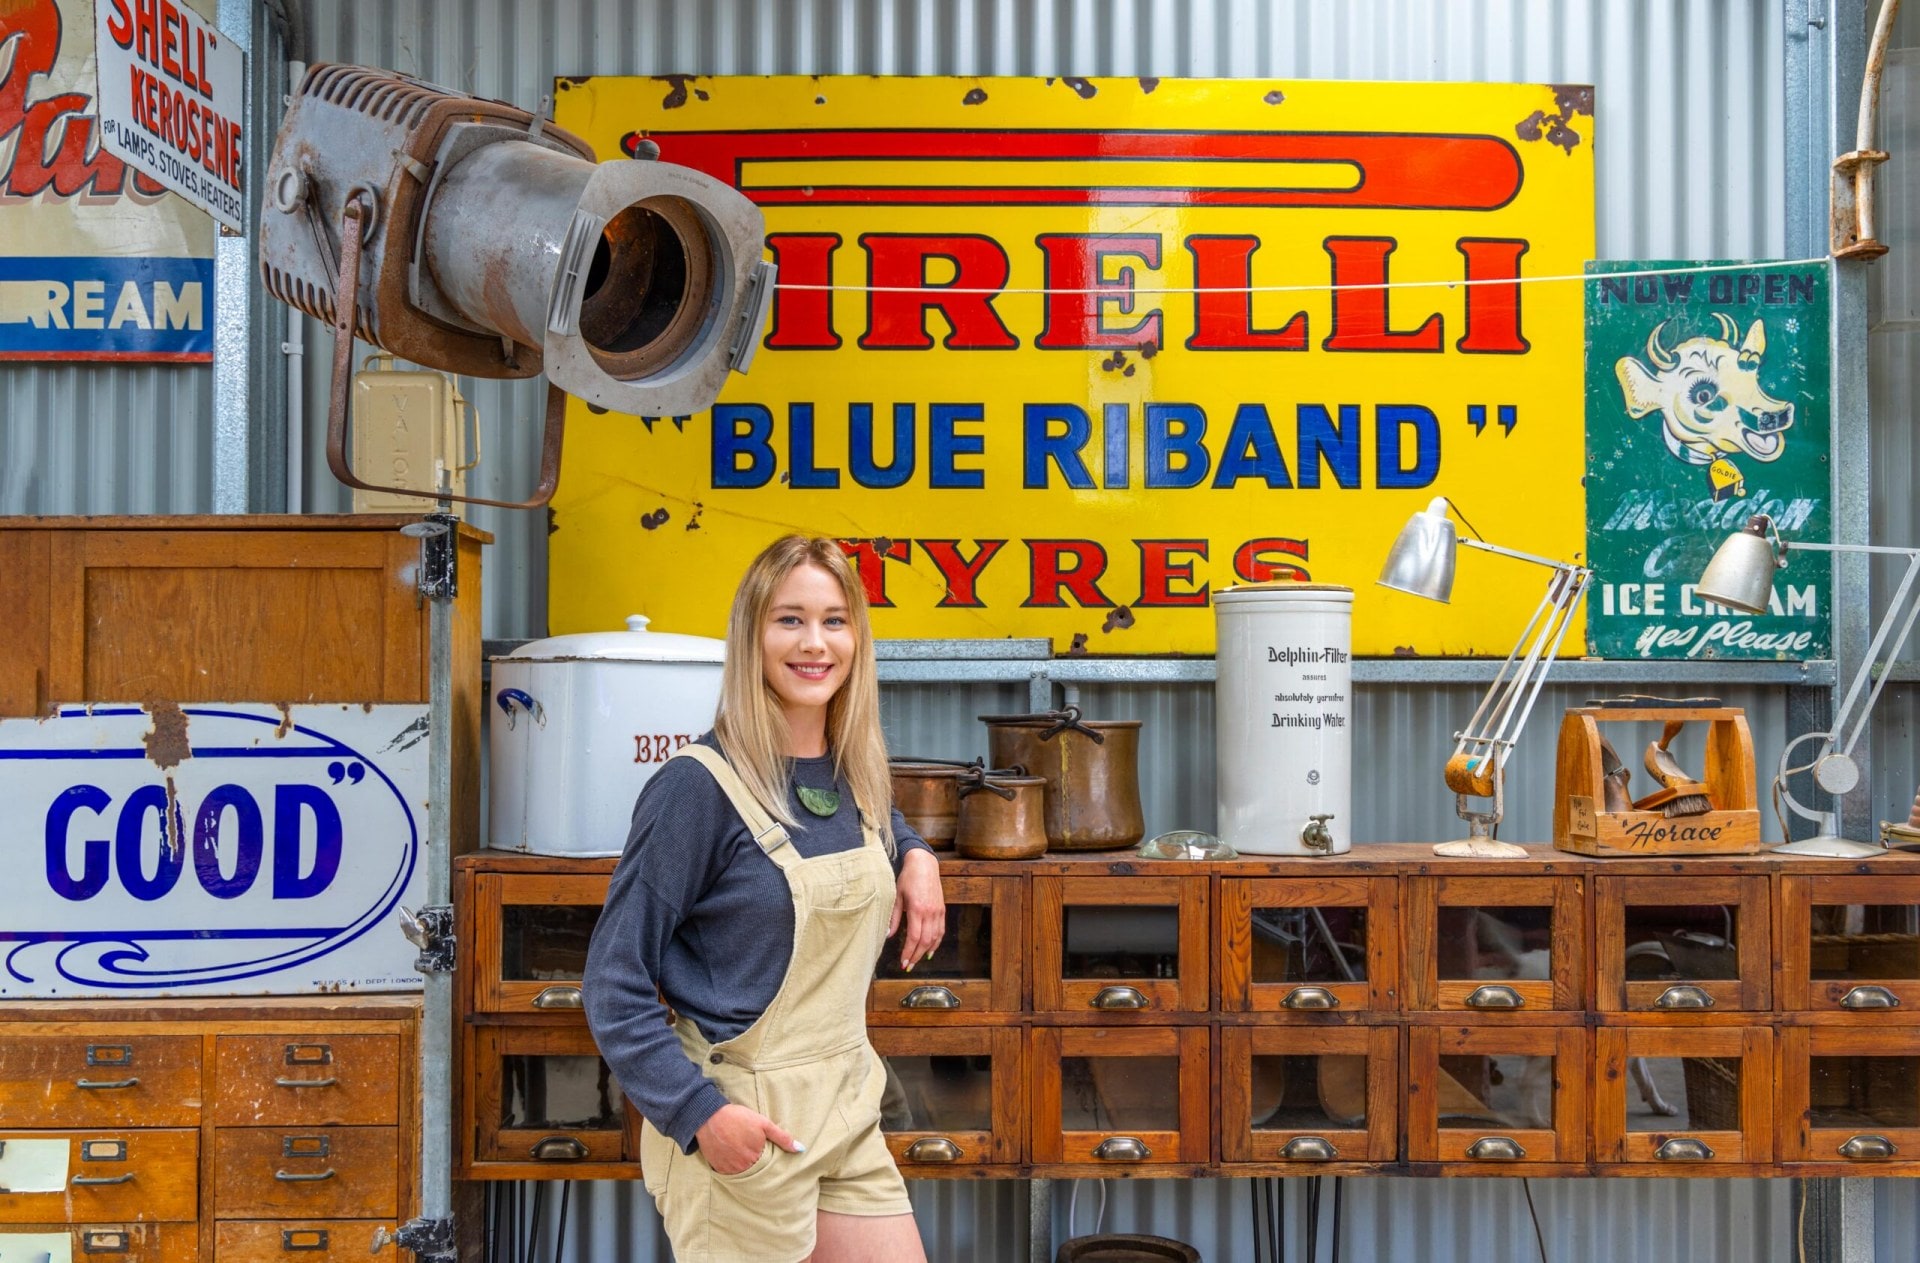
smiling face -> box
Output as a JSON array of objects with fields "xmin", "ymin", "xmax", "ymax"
[{"xmin": 761, "ymin": 562, "xmax": 857, "ymax": 736}]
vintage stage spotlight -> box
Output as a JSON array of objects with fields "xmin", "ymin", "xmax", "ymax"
[{"xmin": 259, "ymin": 63, "xmax": 775, "ymax": 509}]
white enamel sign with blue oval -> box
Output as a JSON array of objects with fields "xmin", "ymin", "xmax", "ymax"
[{"xmin": 1, "ymin": 703, "xmax": 428, "ymax": 997}]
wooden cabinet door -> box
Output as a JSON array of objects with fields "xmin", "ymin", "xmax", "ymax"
[
  {"xmin": 1029, "ymin": 1026, "xmax": 1210, "ymax": 1166},
  {"xmin": 1219, "ymin": 878, "xmax": 1398, "ymax": 1014},
  {"xmin": 471, "ymin": 873, "xmax": 608, "ymax": 1014},
  {"xmin": 1220, "ymin": 1025, "xmax": 1398, "ymax": 1164},
  {"xmin": 1780, "ymin": 876, "xmax": 1920, "ymax": 1012},
  {"xmin": 1407, "ymin": 1026, "xmax": 1586, "ymax": 1165},
  {"xmin": 871, "ymin": 876, "xmax": 1023, "ymax": 1017},
  {"xmin": 1032, "ymin": 876, "xmax": 1209, "ymax": 1014},
  {"xmin": 869, "ymin": 1026, "xmax": 1023, "ymax": 1168},
  {"xmin": 1595, "ymin": 876, "xmax": 1771, "ymax": 1012},
  {"xmin": 1779, "ymin": 1026, "xmax": 1920, "ymax": 1166},
  {"xmin": 1405, "ymin": 876, "xmax": 1585, "ymax": 1013},
  {"xmin": 465, "ymin": 1025, "xmax": 635, "ymax": 1171},
  {"xmin": 1595, "ymin": 1026, "xmax": 1771, "ymax": 1167}
]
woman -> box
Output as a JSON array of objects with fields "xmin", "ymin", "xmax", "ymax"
[{"xmin": 584, "ymin": 534, "xmax": 945, "ymax": 1263}]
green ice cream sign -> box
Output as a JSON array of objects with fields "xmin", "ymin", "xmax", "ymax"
[{"xmin": 1585, "ymin": 260, "xmax": 1830, "ymax": 659}]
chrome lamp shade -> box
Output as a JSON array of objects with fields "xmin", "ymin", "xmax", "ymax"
[
  {"xmin": 1696, "ymin": 517, "xmax": 1780, "ymax": 615},
  {"xmin": 1377, "ymin": 497, "xmax": 1458, "ymax": 602}
]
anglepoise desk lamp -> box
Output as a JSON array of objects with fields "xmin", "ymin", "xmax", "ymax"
[
  {"xmin": 1696, "ymin": 514, "xmax": 1920, "ymax": 857},
  {"xmin": 1378, "ymin": 497, "xmax": 1593, "ymax": 859}
]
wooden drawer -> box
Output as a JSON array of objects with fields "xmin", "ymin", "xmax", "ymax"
[
  {"xmin": 0, "ymin": 1131, "xmax": 198, "ymax": 1223},
  {"xmin": 1595, "ymin": 876, "xmax": 1771, "ymax": 1012},
  {"xmin": 1032, "ymin": 876, "xmax": 1210, "ymax": 1015},
  {"xmin": 1221, "ymin": 1025, "xmax": 1399, "ymax": 1164},
  {"xmin": 1407, "ymin": 1026, "xmax": 1586, "ymax": 1165},
  {"xmin": 1029, "ymin": 1026, "xmax": 1211, "ymax": 1166},
  {"xmin": 0, "ymin": 1223, "xmax": 197, "ymax": 1262},
  {"xmin": 471, "ymin": 873, "xmax": 606, "ymax": 1015},
  {"xmin": 212, "ymin": 1129, "xmax": 398, "ymax": 1220},
  {"xmin": 214, "ymin": 1036, "xmax": 400, "ymax": 1127},
  {"xmin": 1780, "ymin": 876, "xmax": 1920, "ymax": 1012},
  {"xmin": 1778, "ymin": 1026, "xmax": 1920, "ymax": 1165},
  {"xmin": 216, "ymin": 1220, "xmax": 399, "ymax": 1260},
  {"xmin": 0, "ymin": 1036, "xmax": 201, "ymax": 1128},
  {"xmin": 1595, "ymin": 1026, "xmax": 1772, "ymax": 1167},
  {"xmin": 1406, "ymin": 876, "xmax": 1586, "ymax": 1013},
  {"xmin": 1219, "ymin": 878, "xmax": 1399, "ymax": 1014},
  {"xmin": 465, "ymin": 1025, "xmax": 635, "ymax": 1172},
  {"xmin": 870, "ymin": 1026, "xmax": 1023, "ymax": 1168},
  {"xmin": 870, "ymin": 876, "xmax": 1025, "ymax": 1017}
]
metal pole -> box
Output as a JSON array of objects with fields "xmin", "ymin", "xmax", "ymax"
[{"xmin": 420, "ymin": 577, "xmax": 456, "ymax": 1241}]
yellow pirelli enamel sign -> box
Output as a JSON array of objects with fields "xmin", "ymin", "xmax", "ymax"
[{"xmin": 550, "ymin": 76, "xmax": 1595, "ymax": 654}]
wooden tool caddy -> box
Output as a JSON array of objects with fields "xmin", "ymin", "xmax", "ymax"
[{"xmin": 1552, "ymin": 705, "xmax": 1761, "ymax": 857}]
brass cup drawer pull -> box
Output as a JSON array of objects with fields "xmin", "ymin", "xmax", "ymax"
[
  {"xmin": 1840, "ymin": 1134, "xmax": 1897, "ymax": 1160},
  {"xmin": 1654, "ymin": 1137, "xmax": 1715, "ymax": 1162},
  {"xmin": 1281, "ymin": 986, "xmax": 1338, "ymax": 1010},
  {"xmin": 275, "ymin": 1076, "xmax": 340, "ymax": 1088},
  {"xmin": 531, "ymin": 1136, "xmax": 590, "ymax": 1162},
  {"xmin": 1654, "ymin": 985, "xmax": 1714, "ymax": 1010},
  {"xmin": 75, "ymin": 1077, "xmax": 140, "ymax": 1089},
  {"xmin": 1465, "ymin": 985, "xmax": 1524, "ymax": 1010},
  {"xmin": 532, "ymin": 985, "xmax": 584, "ymax": 1009},
  {"xmin": 905, "ymin": 1137, "xmax": 963, "ymax": 1163},
  {"xmin": 1280, "ymin": 1136, "xmax": 1337, "ymax": 1161},
  {"xmin": 1092, "ymin": 1136, "xmax": 1150, "ymax": 1162},
  {"xmin": 72, "ymin": 1172, "xmax": 136, "ymax": 1186},
  {"xmin": 274, "ymin": 1168, "xmax": 338, "ymax": 1182},
  {"xmin": 1466, "ymin": 1136, "xmax": 1525, "ymax": 1161},
  {"xmin": 1090, "ymin": 986, "xmax": 1150, "ymax": 1010},
  {"xmin": 901, "ymin": 985, "xmax": 961, "ymax": 1009},
  {"xmin": 1840, "ymin": 985, "xmax": 1900, "ymax": 1010}
]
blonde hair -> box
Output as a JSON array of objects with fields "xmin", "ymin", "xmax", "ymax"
[{"xmin": 712, "ymin": 535, "xmax": 896, "ymax": 856}]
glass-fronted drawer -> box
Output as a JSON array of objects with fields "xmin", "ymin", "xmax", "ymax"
[
  {"xmin": 1779, "ymin": 1027, "xmax": 1920, "ymax": 1164},
  {"xmin": 1781, "ymin": 876, "xmax": 1920, "ymax": 1012},
  {"xmin": 1407, "ymin": 1026, "xmax": 1585, "ymax": 1165},
  {"xmin": 1220, "ymin": 1025, "xmax": 1398, "ymax": 1164},
  {"xmin": 1595, "ymin": 1026, "xmax": 1771, "ymax": 1166},
  {"xmin": 1030, "ymin": 1026, "xmax": 1210, "ymax": 1166},
  {"xmin": 1406, "ymin": 876, "xmax": 1585, "ymax": 1013},
  {"xmin": 1219, "ymin": 878, "xmax": 1398, "ymax": 1014},
  {"xmin": 870, "ymin": 1026, "xmax": 1022, "ymax": 1169},
  {"xmin": 464, "ymin": 1025, "xmax": 633, "ymax": 1172},
  {"xmin": 871, "ymin": 876, "xmax": 1023, "ymax": 1016},
  {"xmin": 470, "ymin": 873, "xmax": 607, "ymax": 1015},
  {"xmin": 1033, "ymin": 876, "xmax": 1209, "ymax": 1014},
  {"xmin": 1595, "ymin": 876, "xmax": 1771, "ymax": 1012}
]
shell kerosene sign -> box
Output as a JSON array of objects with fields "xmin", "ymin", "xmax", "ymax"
[{"xmin": 550, "ymin": 77, "xmax": 1596, "ymax": 655}]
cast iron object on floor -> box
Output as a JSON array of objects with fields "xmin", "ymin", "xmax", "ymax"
[{"xmin": 1056, "ymin": 1234, "xmax": 1202, "ymax": 1263}]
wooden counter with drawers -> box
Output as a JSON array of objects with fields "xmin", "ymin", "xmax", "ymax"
[
  {"xmin": 455, "ymin": 846, "xmax": 1920, "ymax": 1182},
  {"xmin": 0, "ymin": 997, "xmax": 419, "ymax": 1262}
]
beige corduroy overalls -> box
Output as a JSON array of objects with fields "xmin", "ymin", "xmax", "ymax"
[{"xmin": 639, "ymin": 744, "xmax": 913, "ymax": 1263}]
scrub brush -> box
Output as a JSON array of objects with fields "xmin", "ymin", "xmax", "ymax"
[{"xmin": 1635, "ymin": 720, "xmax": 1714, "ymax": 817}]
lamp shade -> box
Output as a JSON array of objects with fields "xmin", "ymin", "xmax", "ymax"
[
  {"xmin": 1377, "ymin": 497, "xmax": 1458, "ymax": 602},
  {"xmin": 1696, "ymin": 516, "xmax": 1781, "ymax": 615}
]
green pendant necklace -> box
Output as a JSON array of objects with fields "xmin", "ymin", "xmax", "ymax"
[{"xmin": 797, "ymin": 785, "xmax": 840, "ymax": 818}]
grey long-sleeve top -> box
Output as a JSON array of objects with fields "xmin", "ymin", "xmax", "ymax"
[{"xmin": 582, "ymin": 737, "xmax": 931, "ymax": 1153}]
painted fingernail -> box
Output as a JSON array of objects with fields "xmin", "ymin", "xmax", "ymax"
[
  {"xmin": 793, "ymin": 1141, "xmax": 807, "ymax": 1153},
  {"xmin": 904, "ymin": 962, "xmax": 914, "ymax": 972}
]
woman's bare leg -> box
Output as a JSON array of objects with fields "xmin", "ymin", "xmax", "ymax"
[{"xmin": 809, "ymin": 1210, "xmax": 929, "ymax": 1263}]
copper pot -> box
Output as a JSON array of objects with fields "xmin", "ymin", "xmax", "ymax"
[
  {"xmin": 981, "ymin": 707, "xmax": 1144, "ymax": 851},
  {"xmin": 954, "ymin": 769, "xmax": 1049, "ymax": 860},
  {"xmin": 889, "ymin": 759, "xmax": 969, "ymax": 850}
]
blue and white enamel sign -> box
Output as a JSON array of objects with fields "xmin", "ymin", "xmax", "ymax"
[{"xmin": 1, "ymin": 703, "xmax": 428, "ymax": 997}]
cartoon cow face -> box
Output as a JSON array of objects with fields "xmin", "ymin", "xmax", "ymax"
[{"xmin": 1615, "ymin": 315, "xmax": 1793, "ymax": 466}]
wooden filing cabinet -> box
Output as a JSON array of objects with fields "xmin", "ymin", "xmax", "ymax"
[
  {"xmin": 456, "ymin": 846, "xmax": 1920, "ymax": 1181},
  {"xmin": 0, "ymin": 999, "xmax": 416, "ymax": 1261}
]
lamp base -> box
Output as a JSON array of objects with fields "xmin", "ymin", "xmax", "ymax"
[
  {"xmin": 1433, "ymin": 838, "xmax": 1530, "ymax": 859},
  {"xmin": 1769, "ymin": 834, "xmax": 1889, "ymax": 859}
]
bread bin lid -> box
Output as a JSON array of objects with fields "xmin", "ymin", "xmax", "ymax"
[{"xmin": 497, "ymin": 615, "xmax": 725, "ymax": 664}]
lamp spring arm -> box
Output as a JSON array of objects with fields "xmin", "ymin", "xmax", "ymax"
[{"xmin": 1833, "ymin": 550, "xmax": 1920, "ymax": 760}]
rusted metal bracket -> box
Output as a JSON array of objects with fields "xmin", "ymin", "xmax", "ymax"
[
  {"xmin": 375, "ymin": 1215, "xmax": 455, "ymax": 1263},
  {"xmin": 399, "ymin": 905, "xmax": 456, "ymax": 974},
  {"xmin": 1832, "ymin": 0, "xmax": 1904, "ymax": 260},
  {"xmin": 406, "ymin": 514, "xmax": 459, "ymax": 603}
]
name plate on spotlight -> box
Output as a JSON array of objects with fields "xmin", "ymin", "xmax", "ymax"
[
  {"xmin": 549, "ymin": 76, "xmax": 1597, "ymax": 656},
  {"xmin": 0, "ymin": 703, "xmax": 428, "ymax": 997}
]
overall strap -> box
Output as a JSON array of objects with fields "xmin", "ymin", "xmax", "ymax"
[{"xmin": 668, "ymin": 745, "xmax": 796, "ymax": 866}]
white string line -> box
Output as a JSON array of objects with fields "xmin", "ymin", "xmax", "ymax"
[{"xmin": 769, "ymin": 255, "xmax": 1831, "ymax": 296}]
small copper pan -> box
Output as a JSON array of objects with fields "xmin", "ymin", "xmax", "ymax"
[
  {"xmin": 954, "ymin": 767, "xmax": 1049, "ymax": 860},
  {"xmin": 889, "ymin": 758, "xmax": 971, "ymax": 850}
]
